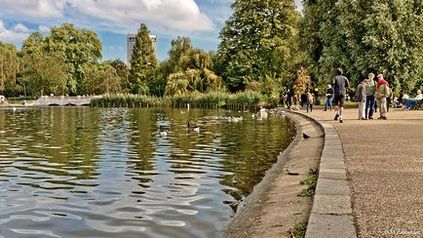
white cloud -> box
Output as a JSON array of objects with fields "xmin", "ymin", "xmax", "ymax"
[
  {"xmin": 68, "ymin": 0, "xmax": 214, "ymax": 32},
  {"xmin": 0, "ymin": 20, "xmax": 30, "ymax": 44},
  {"xmin": 0, "ymin": 0, "xmax": 214, "ymax": 33},
  {"xmin": 12, "ymin": 24, "xmax": 30, "ymax": 33},
  {"xmin": 0, "ymin": 0, "xmax": 65, "ymax": 18}
]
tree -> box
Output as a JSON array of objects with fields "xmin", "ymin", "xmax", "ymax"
[
  {"xmin": 163, "ymin": 37, "xmax": 225, "ymax": 96},
  {"xmin": 129, "ymin": 23, "xmax": 157, "ymax": 94},
  {"xmin": 83, "ymin": 63, "xmax": 121, "ymax": 95},
  {"xmin": 23, "ymin": 52, "xmax": 68, "ymax": 97},
  {"xmin": 22, "ymin": 24, "xmax": 103, "ymax": 95},
  {"xmin": 301, "ymin": 0, "xmax": 423, "ymax": 93},
  {"xmin": 106, "ymin": 59, "xmax": 130, "ymax": 93},
  {"xmin": 216, "ymin": 0, "xmax": 300, "ymax": 92},
  {"xmin": 0, "ymin": 41, "xmax": 20, "ymax": 95}
]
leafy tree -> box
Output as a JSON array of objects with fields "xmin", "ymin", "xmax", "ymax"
[
  {"xmin": 23, "ymin": 52, "xmax": 68, "ymax": 97},
  {"xmin": 106, "ymin": 59, "xmax": 130, "ymax": 92},
  {"xmin": 293, "ymin": 67, "xmax": 312, "ymax": 95},
  {"xmin": 216, "ymin": 0, "xmax": 300, "ymax": 92},
  {"xmin": 129, "ymin": 23, "xmax": 157, "ymax": 94},
  {"xmin": 0, "ymin": 42, "xmax": 20, "ymax": 95},
  {"xmin": 22, "ymin": 24, "xmax": 102, "ymax": 95},
  {"xmin": 22, "ymin": 32, "xmax": 45, "ymax": 56},
  {"xmin": 83, "ymin": 63, "xmax": 121, "ymax": 95},
  {"xmin": 163, "ymin": 37, "xmax": 224, "ymax": 96},
  {"xmin": 301, "ymin": 0, "xmax": 423, "ymax": 93}
]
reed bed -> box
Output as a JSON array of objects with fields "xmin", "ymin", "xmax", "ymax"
[{"xmin": 91, "ymin": 91, "xmax": 277, "ymax": 109}]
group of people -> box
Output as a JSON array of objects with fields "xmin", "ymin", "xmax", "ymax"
[
  {"xmin": 330, "ymin": 69, "xmax": 390, "ymax": 123},
  {"xmin": 281, "ymin": 68, "xmax": 421, "ymax": 123}
]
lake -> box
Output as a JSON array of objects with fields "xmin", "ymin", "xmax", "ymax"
[{"xmin": 0, "ymin": 107, "xmax": 295, "ymax": 238}]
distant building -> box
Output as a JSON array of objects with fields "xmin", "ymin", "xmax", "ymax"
[{"xmin": 127, "ymin": 34, "xmax": 157, "ymax": 64}]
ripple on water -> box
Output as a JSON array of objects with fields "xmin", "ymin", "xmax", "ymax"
[{"xmin": 0, "ymin": 107, "xmax": 295, "ymax": 237}]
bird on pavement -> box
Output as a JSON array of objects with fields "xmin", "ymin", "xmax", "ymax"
[{"xmin": 303, "ymin": 132, "xmax": 311, "ymax": 140}]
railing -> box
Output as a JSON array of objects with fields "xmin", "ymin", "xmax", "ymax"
[{"xmin": 35, "ymin": 96, "xmax": 94, "ymax": 106}]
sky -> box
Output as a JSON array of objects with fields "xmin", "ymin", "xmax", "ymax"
[{"xmin": 0, "ymin": 0, "xmax": 302, "ymax": 62}]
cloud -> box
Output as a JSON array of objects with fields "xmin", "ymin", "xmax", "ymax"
[
  {"xmin": 0, "ymin": 0, "xmax": 65, "ymax": 18},
  {"xmin": 0, "ymin": 20, "xmax": 30, "ymax": 44},
  {"xmin": 0, "ymin": 0, "xmax": 214, "ymax": 33}
]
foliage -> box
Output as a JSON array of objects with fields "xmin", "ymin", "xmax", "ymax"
[
  {"xmin": 301, "ymin": 0, "xmax": 423, "ymax": 92},
  {"xmin": 106, "ymin": 59, "xmax": 130, "ymax": 92},
  {"xmin": 22, "ymin": 51, "xmax": 68, "ymax": 97},
  {"xmin": 83, "ymin": 63, "xmax": 121, "ymax": 95},
  {"xmin": 216, "ymin": 0, "xmax": 301, "ymax": 92},
  {"xmin": 297, "ymin": 175, "xmax": 317, "ymax": 197},
  {"xmin": 162, "ymin": 37, "xmax": 225, "ymax": 96},
  {"xmin": 22, "ymin": 23, "xmax": 102, "ymax": 95},
  {"xmin": 129, "ymin": 23, "xmax": 157, "ymax": 94},
  {"xmin": 293, "ymin": 67, "xmax": 312, "ymax": 95},
  {"xmin": 0, "ymin": 41, "xmax": 20, "ymax": 94},
  {"xmin": 291, "ymin": 222, "xmax": 307, "ymax": 238},
  {"xmin": 91, "ymin": 91, "xmax": 273, "ymax": 109}
]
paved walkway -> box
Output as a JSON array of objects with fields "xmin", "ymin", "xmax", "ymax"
[{"xmin": 308, "ymin": 108, "xmax": 423, "ymax": 237}]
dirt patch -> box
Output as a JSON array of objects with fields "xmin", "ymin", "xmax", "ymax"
[{"xmin": 223, "ymin": 113, "xmax": 324, "ymax": 238}]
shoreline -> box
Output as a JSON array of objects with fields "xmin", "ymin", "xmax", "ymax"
[{"xmin": 223, "ymin": 112, "xmax": 324, "ymax": 237}]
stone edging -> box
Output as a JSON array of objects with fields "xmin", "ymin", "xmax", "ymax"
[{"xmin": 293, "ymin": 112, "xmax": 357, "ymax": 238}]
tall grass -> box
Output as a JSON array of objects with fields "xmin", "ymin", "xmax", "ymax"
[{"xmin": 91, "ymin": 91, "xmax": 277, "ymax": 109}]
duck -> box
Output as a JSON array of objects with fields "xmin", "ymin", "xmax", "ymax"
[
  {"xmin": 159, "ymin": 126, "xmax": 168, "ymax": 136},
  {"xmin": 187, "ymin": 121, "xmax": 200, "ymax": 133}
]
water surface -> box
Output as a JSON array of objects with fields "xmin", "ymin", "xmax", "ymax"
[{"xmin": 0, "ymin": 107, "xmax": 295, "ymax": 237}]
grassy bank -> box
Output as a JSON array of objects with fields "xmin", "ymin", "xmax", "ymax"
[{"xmin": 90, "ymin": 91, "xmax": 279, "ymax": 109}]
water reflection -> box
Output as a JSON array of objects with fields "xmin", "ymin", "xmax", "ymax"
[{"xmin": 0, "ymin": 107, "xmax": 294, "ymax": 237}]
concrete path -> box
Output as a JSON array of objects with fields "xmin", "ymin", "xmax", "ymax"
[{"xmin": 308, "ymin": 108, "xmax": 423, "ymax": 237}]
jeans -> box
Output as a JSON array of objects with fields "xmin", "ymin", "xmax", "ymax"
[
  {"xmin": 324, "ymin": 96, "xmax": 333, "ymax": 110},
  {"xmin": 405, "ymin": 99, "xmax": 417, "ymax": 109},
  {"xmin": 365, "ymin": 95, "xmax": 375, "ymax": 118}
]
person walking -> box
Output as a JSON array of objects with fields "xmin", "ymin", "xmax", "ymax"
[
  {"xmin": 356, "ymin": 79, "xmax": 368, "ymax": 120},
  {"xmin": 375, "ymin": 73, "xmax": 390, "ymax": 119},
  {"xmin": 324, "ymin": 84, "xmax": 334, "ymax": 111},
  {"xmin": 307, "ymin": 91, "xmax": 314, "ymax": 113},
  {"xmin": 365, "ymin": 73, "xmax": 376, "ymax": 119},
  {"xmin": 333, "ymin": 68, "xmax": 350, "ymax": 123}
]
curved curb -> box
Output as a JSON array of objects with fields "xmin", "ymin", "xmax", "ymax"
[
  {"xmin": 292, "ymin": 111, "xmax": 357, "ymax": 238},
  {"xmin": 223, "ymin": 112, "xmax": 321, "ymax": 237}
]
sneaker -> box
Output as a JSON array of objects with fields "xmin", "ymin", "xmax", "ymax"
[
  {"xmin": 369, "ymin": 116, "xmax": 373, "ymax": 120},
  {"xmin": 339, "ymin": 118, "xmax": 343, "ymax": 123},
  {"xmin": 334, "ymin": 114, "xmax": 339, "ymax": 121},
  {"xmin": 361, "ymin": 117, "xmax": 367, "ymax": 120}
]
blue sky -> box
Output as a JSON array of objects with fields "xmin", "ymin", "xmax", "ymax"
[{"xmin": 0, "ymin": 0, "xmax": 301, "ymax": 62}]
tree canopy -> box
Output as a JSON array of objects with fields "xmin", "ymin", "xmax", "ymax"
[
  {"xmin": 129, "ymin": 23, "xmax": 157, "ymax": 94},
  {"xmin": 0, "ymin": 42, "xmax": 20, "ymax": 95},
  {"xmin": 301, "ymin": 0, "xmax": 423, "ymax": 93},
  {"xmin": 216, "ymin": 0, "xmax": 301, "ymax": 92}
]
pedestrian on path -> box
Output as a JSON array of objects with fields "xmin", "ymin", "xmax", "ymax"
[
  {"xmin": 307, "ymin": 91, "xmax": 314, "ymax": 113},
  {"xmin": 333, "ymin": 68, "xmax": 350, "ymax": 123},
  {"xmin": 375, "ymin": 74, "xmax": 390, "ymax": 119},
  {"xmin": 365, "ymin": 73, "xmax": 376, "ymax": 119},
  {"xmin": 324, "ymin": 84, "xmax": 334, "ymax": 111},
  {"xmin": 356, "ymin": 79, "xmax": 368, "ymax": 120}
]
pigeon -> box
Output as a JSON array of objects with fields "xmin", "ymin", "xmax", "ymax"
[{"xmin": 303, "ymin": 132, "xmax": 311, "ymax": 140}]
